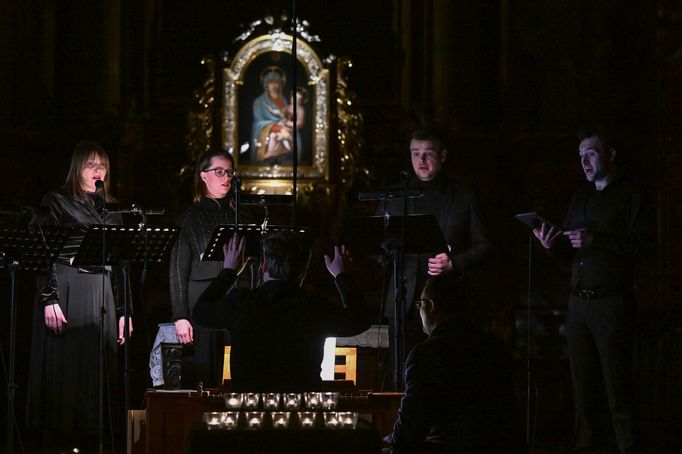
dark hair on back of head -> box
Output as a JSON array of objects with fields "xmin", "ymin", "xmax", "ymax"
[
  {"xmin": 261, "ymin": 230, "xmax": 311, "ymax": 281},
  {"xmin": 422, "ymin": 271, "xmax": 470, "ymax": 316}
]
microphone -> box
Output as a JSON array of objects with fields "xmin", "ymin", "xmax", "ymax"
[
  {"xmin": 94, "ymin": 179, "xmax": 106, "ymax": 216},
  {"xmin": 232, "ymin": 176, "xmax": 241, "ymax": 227}
]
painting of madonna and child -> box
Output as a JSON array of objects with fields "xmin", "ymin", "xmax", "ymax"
[{"xmin": 238, "ymin": 52, "xmax": 313, "ymax": 166}]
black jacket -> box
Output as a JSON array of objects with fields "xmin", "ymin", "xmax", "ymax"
[
  {"xmin": 192, "ymin": 269, "xmax": 371, "ymax": 391},
  {"xmin": 380, "ymin": 175, "xmax": 493, "ymax": 314},
  {"xmin": 37, "ymin": 188, "xmax": 129, "ymax": 316},
  {"xmin": 386, "ymin": 320, "xmax": 513, "ymax": 453}
]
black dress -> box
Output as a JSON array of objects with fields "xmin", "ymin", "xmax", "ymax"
[
  {"xmin": 169, "ymin": 196, "xmax": 237, "ymax": 388},
  {"xmin": 26, "ymin": 189, "xmax": 127, "ymax": 436}
]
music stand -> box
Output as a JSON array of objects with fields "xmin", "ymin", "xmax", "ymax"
[
  {"xmin": 0, "ymin": 226, "xmax": 70, "ymax": 454},
  {"xmin": 345, "ymin": 214, "xmax": 447, "ymax": 391},
  {"xmin": 202, "ymin": 224, "xmax": 309, "ymax": 262},
  {"xmin": 233, "ymin": 196, "xmax": 296, "ymax": 287},
  {"xmin": 72, "ymin": 224, "xmax": 180, "ymax": 451}
]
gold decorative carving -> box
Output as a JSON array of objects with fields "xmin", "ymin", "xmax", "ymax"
[
  {"xmin": 335, "ymin": 57, "xmax": 368, "ymax": 191},
  {"xmin": 184, "ymin": 16, "xmax": 367, "ymax": 198},
  {"xmin": 183, "ymin": 55, "xmax": 216, "ymax": 180},
  {"xmin": 221, "ymin": 33, "xmax": 330, "ymax": 194}
]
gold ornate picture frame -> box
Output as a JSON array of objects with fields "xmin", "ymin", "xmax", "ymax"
[{"xmin": 222, "ymin": 33, "xmax": 330, "ymax": 194}]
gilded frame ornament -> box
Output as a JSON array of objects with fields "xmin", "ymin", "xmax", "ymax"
[{"xmin": 222, "ymin": 33, "xmax": 330, "ymax": 194}]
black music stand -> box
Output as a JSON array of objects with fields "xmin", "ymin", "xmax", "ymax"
[
  {"xmin": 72, "ymin": 224, "xmax": 180, "ymax": 451},
  {"xmin": 202, "ymin": 224, "xmax": 309, "ymax": 262},
  {"xmin": 345, "ymin": 214, "xmax": 447, "ymax": 391},
  {"xmin": 0, "ymin": 226, "xmax": 70, "ymax": 454},
  {"xmin": 234, "ymin": 196, "xmax": 296, "ymax": 287}
]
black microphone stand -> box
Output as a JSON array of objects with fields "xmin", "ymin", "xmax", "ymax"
[
  {"xmin": 386, "ymin": 173, "xmax": 411, "ymax": 392},
  {"xmin": 232, "ymin": 176, "xmax": 244, "ymax": 289},
  {"xmin": 233, "ymin": 175, "xmax": 241, "ymax": 229},
  {"xmin": 95, "ymin": 180, "xmax": 107, "ymax": 454},
  {"xmin": 291, "ymin": 0, "xmax": 298, "ymax": 228},
  {"xmin": 4, "ymin": 254, "xmax": 19, "ymax": 453},
  {"xmin": 1, "ymin": 217, "xmax": 68, "ymax": 454}
]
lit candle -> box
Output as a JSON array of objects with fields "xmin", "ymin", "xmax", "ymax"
[
  {"xmin": 203, "ymin": 412, "xmax": 226, "ymax": 429},
  {"xmin": 321, "ymin": 392, "xmax": 338, "ymax": 410},
  {"xmin": 224, "ymin": 393, "xmax": 243, "ymax": 410},
  {"xmin": 246, "ymin": 412, "xmax": 263, "ymax": 428},
  {"xmin": 272, "ymin": 412, "xmax": 289, "ymax": 428},
  {"xmin": 263, "ymin": 393, "xmax": 280, "ymax": 410},
  {"xmin": 223, "ymin": 412, "xmax": 239, "ymax": 429},
  {"xmin": 305, "ymin": 392, "xmax": 321, "ymax": 409},
  {"xmin": 284, "ymin": 393, "xmax": 301, "ymax": 410},
  {"xmin": 207, "ymin": 415, "xmax": 220, "ymax": 425},
  {"xmin": 298, "ymin": 411, "xmax": 316, "ymax": 428},
  {"xmin": 324, "ymin": 413, "xmax": 339, "ymax": 428},
  {"xmin": 244, "ymin": 393, "xmax": 260, "ymax": 410},
  {"xmin": 337, "ymin": 412, "xmax": 358, "ymax": 429}
]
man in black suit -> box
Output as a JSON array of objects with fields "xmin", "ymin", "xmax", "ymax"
[
  {"xmin": 192, "ymin": 230, "xmax": 371, "ymax": 392},
  {"xmin": 383, "ymin": 272, "xmax": 513, "ymax": 453},
  {"xmin": 381, "ymin": 128, "xmax": 493, "ymax": 388}
]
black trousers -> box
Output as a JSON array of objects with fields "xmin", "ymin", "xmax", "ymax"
[{"xmin": 565, "ymin": 292, "xmax": 637, "ymax": 453}]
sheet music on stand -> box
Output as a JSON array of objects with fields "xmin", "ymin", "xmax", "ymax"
[
  {"xmin": 202, "ymin": 224, "xmax": 309, "ymax": 261},
  {"xmin": 72, "ymin": 225, "xmax": 181, "ymax": 266},
  {"xmin": 0, "ymin": 226, "xmax": 71, "ymax": 271}
]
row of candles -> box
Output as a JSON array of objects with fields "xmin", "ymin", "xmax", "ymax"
[
  {"xmin": 223, "ymin": 392, "xmax": 339, "ymax": 411},
  {"xmin": 203, "ymin": 411, "xmax": 359, "ymax": 430}
]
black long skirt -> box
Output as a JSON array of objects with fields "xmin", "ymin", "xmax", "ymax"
[
  {"xmin": 26, "ymin": 263, "xmax": 119, "ymax": 436},
  {"xmin": 181, "ymin": 279, "xmax": 227, "ymax": 389}
]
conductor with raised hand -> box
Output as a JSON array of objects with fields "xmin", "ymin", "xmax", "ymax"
[{"xmin": 193, "ymin": 230, "xmax": 371, "ymax": 392}]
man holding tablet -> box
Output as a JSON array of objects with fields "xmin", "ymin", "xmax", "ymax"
[{"xmin": 533, "ymin": 126, "xmax": 654, "ymax": 454}]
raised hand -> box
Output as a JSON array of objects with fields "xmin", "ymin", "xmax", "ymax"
[
  {"xmin": 223, "ymin": 232, "xmax": 247, "ymax": 271},
  {"xmin": 324, "ymin": 245, "xmax": 351, "ymax": 278}
]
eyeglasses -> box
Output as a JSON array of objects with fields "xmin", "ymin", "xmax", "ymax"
[
  {"xmin": 84, "ymin": 162, "xmax": 106, "ymax": 171},
  {"xmin": 203, "ymin": 168, "xmax": 235, "ymax": 177},
  {"xmin": 414, "ymin": 298, "xmax": 431, "ymax": 310}
]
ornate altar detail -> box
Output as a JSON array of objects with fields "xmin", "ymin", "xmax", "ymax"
[
  {"xmin": 184, "ymin": 55, "xmax": 217, "ymax": 181},
  {"xmin": 184, "ymin": 15, "xmax": 367, "ymax": 196},
  {"xmin": 335, "ymin": 57, "xmax": 368, "ymax": 192}
]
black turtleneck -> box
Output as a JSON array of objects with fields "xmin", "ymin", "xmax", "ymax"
[{"xmin": 169, "ymin": 196, "xmax": 236, "ymax": 320}]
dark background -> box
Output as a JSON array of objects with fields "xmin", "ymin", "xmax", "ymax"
[{"xmin": 1, "ymin": 0, "xmax": 681, "ymax": 451}]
